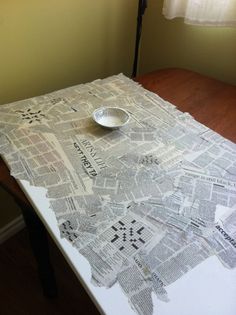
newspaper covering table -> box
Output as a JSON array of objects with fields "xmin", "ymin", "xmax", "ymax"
[{"xmin": 0, "ymin": 74, "xmax": 236, "ymax": 315}]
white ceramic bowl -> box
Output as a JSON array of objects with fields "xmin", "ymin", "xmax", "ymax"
[{"xmin": 92, "ymin": 107, "xmax": 130, "ymax": 129}]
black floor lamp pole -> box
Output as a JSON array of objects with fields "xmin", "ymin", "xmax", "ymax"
[{"xmin": 132, "ymin": 0, "xmax": 147, "ymax": 78}]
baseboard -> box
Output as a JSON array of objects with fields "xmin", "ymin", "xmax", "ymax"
[{"xmin": 0, "ymin": 215, "xmax": 25, "ymax": 245}]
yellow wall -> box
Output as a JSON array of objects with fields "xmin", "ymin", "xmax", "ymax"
[
  {"xmin": 0, "ymin": 0, "xmax": 137, "ymax": 105},
  {"xmin": 139, "ymin": 0, "xmax": 236, "ymax": 85},
  {"xmin": 0, "ymin": 0, "xmax": 137, "ymax": 229}
]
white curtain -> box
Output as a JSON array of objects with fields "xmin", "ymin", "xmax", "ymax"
[{"xmin": 162, "ymin": 0, "xmax": 236, "ymax": 26}]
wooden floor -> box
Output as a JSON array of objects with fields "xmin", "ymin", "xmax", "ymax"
[{"xmin": 0, "ymin": 228, "xmax": 101, "ymax": 315}]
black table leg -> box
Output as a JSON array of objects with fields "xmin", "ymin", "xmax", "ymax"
[{"xmin": 16, "ymin": 199, "xmax": 58, "ymax": 298}]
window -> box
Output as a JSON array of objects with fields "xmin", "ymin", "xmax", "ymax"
[{"xmin": 163, "ymin": 0, "xmax": 236, "ymax": 27}]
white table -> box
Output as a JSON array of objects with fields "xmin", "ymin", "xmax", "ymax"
[
  {"xmin": 2, "ymin": 69, "xmax": 236, "ymax": 315},
  {"xmin": 19, "ymin": 179, "xmax": 236, "ymax": 315}
]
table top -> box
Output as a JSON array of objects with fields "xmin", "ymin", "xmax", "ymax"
[
  {"xmin": 136, "ymin": 68, "xmax": 236, "ymax": 142},
  {"xmin": 1, "ymin": 68, "xmax": 236, "ymax": 315}
]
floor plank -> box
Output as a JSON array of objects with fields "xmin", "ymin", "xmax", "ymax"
[{"xmin": 0, "ymin": 228, "xmax": 101, "ymax": 315}]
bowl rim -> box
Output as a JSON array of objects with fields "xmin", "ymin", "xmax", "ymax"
[{"xmin": 92, "ymin": 106, "xmax": 130, "ymax": 128}]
